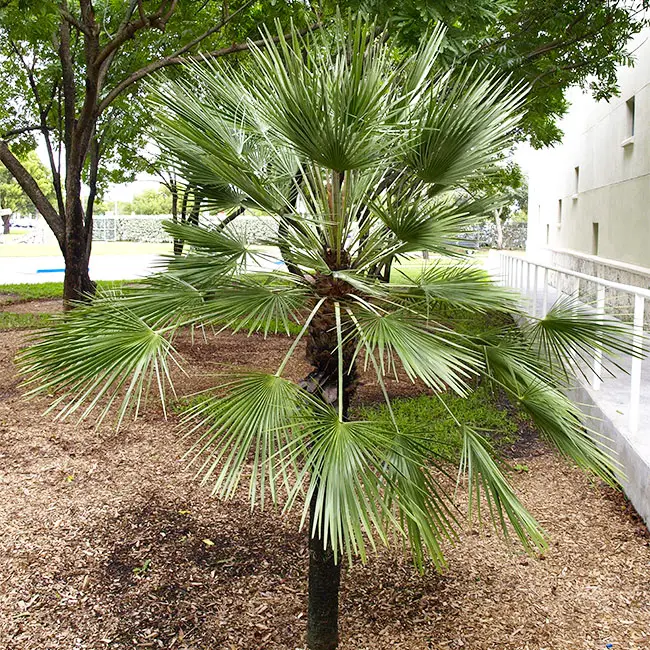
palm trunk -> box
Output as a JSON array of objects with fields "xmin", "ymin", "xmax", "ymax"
[
  {"xmin": 307, "ymin": 488, "xmax": 342, "ymax": 650},
  {"xmin": 303, "ymin": 294, "xmax": 358, "ymax": 649}
]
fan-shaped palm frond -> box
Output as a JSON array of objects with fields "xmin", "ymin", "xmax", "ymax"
[
  {"xmin": 460, "ymin": 426, "xmax": 546, "ymax": 550},
  {"xmin": 394, "ymin": 261, "xmax": 520, "ymax": 313},
  {"xmin": 19, "ymin": 299, "xmax": 180, "ymax": 427},
  {"xmin": 524, "ymin": 294, "xmax": 645, "ymax": 381}
]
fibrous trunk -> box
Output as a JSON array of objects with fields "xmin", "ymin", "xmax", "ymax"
[
  {"xmin": 307, "ymin": 490, "xmax": 342, "ymax": 650},
  {"xmin": 303, "ymin": 296, "xmax": 358, "ymax": 650}
]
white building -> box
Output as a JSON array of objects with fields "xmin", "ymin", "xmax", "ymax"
[{"xmin": 526, "ymin": 31, "xmax": 650, "ymax": 286}]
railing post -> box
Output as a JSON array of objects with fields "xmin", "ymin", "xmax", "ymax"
[
  {"xmin": 542, "ymin": 268, "xmax": 549, "ymax": 316},
  {"xmin": 525, "ymin": 260, "xmax": 530, "ymax": 297},
  {"xmin": 591, "ymin": 284, "xmax": 606, "ymax": 391},
  {"xmin": 532, "ymin": 263, "xmax": 538, "ymax": 317},
  {"xmin": 519, "ymin": 258, "xmax": 524, "ymax": 290},
  {"xmin": 630, "ymin": 294, "xmax": 644, "ymax": 434}
]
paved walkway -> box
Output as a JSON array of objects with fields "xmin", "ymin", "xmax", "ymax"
[
  {"xmin": 0, "ymin": 254, "xmax": 160, "ymax": 284},
  {"xmin": 0, "ymin": 253, "xmax": 285, "ymax": 284}
]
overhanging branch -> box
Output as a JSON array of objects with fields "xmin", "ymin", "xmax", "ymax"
[{"xmin": 97, "ymin": 22, "xmax": 319, "ymax": 114}]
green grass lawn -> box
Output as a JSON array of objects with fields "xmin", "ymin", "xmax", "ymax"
[
  {"xmin": 0, "ymin": 241, "xmax": 173, "ymax": 257},
  {"xmin": 354, "ymin": 385, "xmax": 518, "ymax": 460},
  {"xmin": 0, "ymin": 279, "xmax": 136, "ymax": 302},
  {"xmin": 0, "ymin": 312, "xmax": 52, "ymax": 330}
]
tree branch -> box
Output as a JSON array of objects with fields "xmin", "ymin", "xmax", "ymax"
[
  {"xmin": 59, "ymin": 7, "xmax": 91, "ymax": 35},
  {"xmin": 58, "ymin": 3, "xmax": 77, "ymax": 158},
  {"xmin": 95, "ymin": 0, "xmax": 178, "ymax": 67},
  {"xmin": 2, "ymin": 125, "xmax": 50, "ymax": 139},
  {"xmin": 97, "ymin": 22, "xmax": 318, "ymax": 114}
]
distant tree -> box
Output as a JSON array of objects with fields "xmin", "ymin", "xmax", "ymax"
[
  {"xmin": 0, "ymin": 150, "xmax": 54, "ymax": 233},
  {"xmin": 132, "ymin": 187, "xmax": 173, "ymax": 215},
  {"xmin": 466, "ymin": 162, "xmax": 528, "ymax": 248}
]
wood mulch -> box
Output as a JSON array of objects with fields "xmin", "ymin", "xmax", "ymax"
[{"xmin": 1, "ymin": 320, "xmax": 649, "ymax": 650}]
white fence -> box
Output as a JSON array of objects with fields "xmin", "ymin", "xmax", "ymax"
[{"xmin": 498, "ymin": 252, "xmax": 649, "ymax": 435}]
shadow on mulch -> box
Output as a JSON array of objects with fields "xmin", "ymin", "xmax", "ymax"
[
  {"xmin": 84, "ymin": 494, "xmax": 308, "ymax": 647},
  {"xmin": 100, "ymin": 497, "xmax": 302, "ymax": 585}
]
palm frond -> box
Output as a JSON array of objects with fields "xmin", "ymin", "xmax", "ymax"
[
  {"xmin": 350, "ymin": 307, "xmax": 477, "ymax": 393},
  {"xmin": 249, "ymin": 16, "xmax": 397, "ymax": 172},
  {"xmin": 19, "ymin": 299, "xmax": 179, "ymax": 427},
  {"xmin": 120, "ymin": 272, "xmax": 310, "ymax": 337},
  {"xmin": 381, "ymin": 433, "xmax": 459, "ymax": 570},
  {"xmin": 370, "ymin": 189, "xmax": 480, "ymax": 257},
  {"xmin": 404, "ymin": 65, "xmax": 527, "ymax": 188},
  {"xmin": 524, "ymin": 295, "xmax": 644, "ymax": 381},
  {"xmin": 180, "ymin": 372, "xmax": 321, "ymax": 507},
  {"xmin": 162, "ymin": 219, "xmax": 249, "ymax": 255},
  {"xmin": 481, "ymin": 334, "xmax": 620, "ymax": 486},
  {"xmin": 199, "ymin": 276, "xmax": 311, "ymax": 336},
  {"xmin": 460, "ymin": 426, "xmax": 546, "ymax": 551},
  {"xmin": 393, "ymin": 261, "xmax": 520, "ymax": 313},
  {"xmin": 292, "ymin": 415, "xmax": 398, "ymax": 563}
]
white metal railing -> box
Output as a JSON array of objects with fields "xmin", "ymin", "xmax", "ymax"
[{"xmin": 497, "ymin": 252, "xmax": 648, "ymax": 435}]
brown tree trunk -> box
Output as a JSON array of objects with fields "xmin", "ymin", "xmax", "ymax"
[
  {"xmin": 63, "ymin": 168, "xmax": 95, "ymax": 306},
  {"xmin": 302, "ymin": 295, "xmax": 358, "ymax": 649},
  {"xmin": 2, "ymin": 215, "xmax": 10, "ymax": 235},
  {"xmin": 174, "ymin": 186, "xmax": 191, "ymax": 256},
  {"xmin": 307, "ymin": 489, "xmax": 342, "ymax": 650}
]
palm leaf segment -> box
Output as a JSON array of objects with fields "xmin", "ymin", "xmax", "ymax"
[{"xmin": 19, "ymin": 15, "xmax": 637, "ymax": 566}]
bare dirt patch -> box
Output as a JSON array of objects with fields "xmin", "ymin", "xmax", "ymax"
[
  {"xmin": 0, "ymin": 330, "xmax": 649, "ymax": 649},
  {"xmin": 0, "ymin": 299, "xmax": 62, "ymax": 314}
]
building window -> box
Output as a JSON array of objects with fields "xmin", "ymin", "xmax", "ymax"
[
  {"xmin": 573, "ymin": 166, "xmax": 579, "ymax": 196},
  {"xmin": 626, "ymin": 96, "xmax": 636, "ymax": 138},
  {"xmin": 557, "ymin": 198, "xmax": 562, "ymax": 224},
  {"xmin": 592, "ymin": 222, "xmax": 599, "ymax": 256}
]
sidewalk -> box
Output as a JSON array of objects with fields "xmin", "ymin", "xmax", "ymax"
[{"xmin": 0, "ymin": 254, "xmax": 161, "ymax": 284}]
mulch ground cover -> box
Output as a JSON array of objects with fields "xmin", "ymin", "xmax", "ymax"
[{"xmin": 1, "ymin": 304, "xmax": 650, "ymax": 649}]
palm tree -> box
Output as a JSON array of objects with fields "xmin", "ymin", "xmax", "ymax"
[{"xmin": 20, "ymin": 17, "xmax": 636, "ymax": 650}]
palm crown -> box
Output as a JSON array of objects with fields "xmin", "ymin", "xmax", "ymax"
[{"xmin": 19, "ymin": 15, "xmax": 634, "ymax": 650}]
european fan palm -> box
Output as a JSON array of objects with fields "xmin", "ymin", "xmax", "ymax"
[{"xmin": 20, "ymin": 17, "xmax": 636, "ymax": 650}]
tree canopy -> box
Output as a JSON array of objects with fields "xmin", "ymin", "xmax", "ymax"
[
  {"xmin": 0, "ymin": 150, "xmax": 54, "ymax": 216},
  {"xmin": 342, "ymin": 0, "xmax": 648, "ymax": 146},
  {"xmin": 0, "ymin": 0, "xmax": 321, "ymax": 302}
]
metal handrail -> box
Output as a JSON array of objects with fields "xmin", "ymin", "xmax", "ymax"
[
  {"xmin": 497, "ymin": 251, "xmax": 646, "ymax": 435},
  {"xmin": 499, "ymin": 251, "xmax": 650, "ymax": 300}
]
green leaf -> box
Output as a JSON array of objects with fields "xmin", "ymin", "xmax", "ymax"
[
  {"xmin": 19, "ymin": 299, "xmax": 178, "ymax": 427},
  {"xmin": 460, "ymin": 427, "xmax": 546, "ymax": 551},
  {"xmin": 404, "ymin": 66, "xmax": 527, "ymax": 187},
  {"xmin": 180, "ymin": 373, "xmax": 322, "ymax": 508},
  {"xmin": 351, "ymin": 307, "xmax": 477, "ymax": 394},
  {"xmin": 394, "ymin": 261, "xmax": 520, "ymax": 313},
  {"xmin": 524, "ymin": 295, "xmax": 644, "ymax": 381},
  {"xmin": 481, "ymin": 332, "xmax": 620, "ymax": 486}
]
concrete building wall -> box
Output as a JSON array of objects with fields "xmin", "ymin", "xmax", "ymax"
[{"xmin": 527, "ymin": 31, "xmax": 650, "ymax": 279}]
